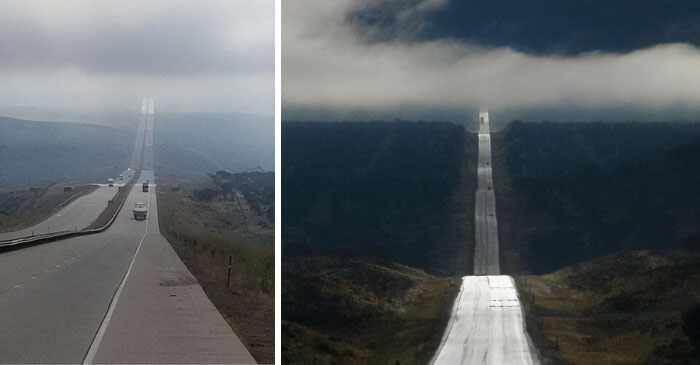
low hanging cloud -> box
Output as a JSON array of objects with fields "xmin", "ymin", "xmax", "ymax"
[
  {"xmin": 282, "ymin": 0, "xmax": 700, "ymax": 122},
  {"xmin": 0, "ymin": 1, "xmax": 273, "ymax": 115}
]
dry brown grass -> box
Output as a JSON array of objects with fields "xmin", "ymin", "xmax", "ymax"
[
  {"xmin": 516, "ymin": 250, "xmax": 700, "ymax": 364},
  {"xmin": 0, "ymin": 184, "xmax": 97, "ymax": 233},
  {"xmin": 155, "ymin": 175, "xmax": 274, "ymax": 363}
]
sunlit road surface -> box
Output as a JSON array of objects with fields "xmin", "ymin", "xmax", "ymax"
[
  {"xmin": 432, "ymin": 276, "xmax": 536, "ymax": 364},
  {"xmin": 0, "ymin": 98, "xmax": 254, "ymax": 364},
  {"xmin": 433, "ymin": 110, "xmax": 538, "ymax": 364},
  {"xmin": 0, "ymin": 186, "xmax": 116, "ymax": 241},
  {"xmin": 474, "ymin": 110, "xmax": 500, "ymax": 275}
]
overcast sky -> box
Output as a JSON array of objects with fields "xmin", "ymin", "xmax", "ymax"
[
  {"xmin": 0, "ymin": 1, "xmax": 273, "ymax": 116},
  {"xmin": 282, "ymin": 0, "xmax": 700, "ymax": 123}
]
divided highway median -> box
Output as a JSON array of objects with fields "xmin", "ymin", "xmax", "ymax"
[{"xmin": 0, "ymin": 171, "xmax": 141, "ymax": 251}]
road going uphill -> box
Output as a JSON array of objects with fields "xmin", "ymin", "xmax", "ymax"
[
  {"xmin": 432, "ymin": 109, "xmax": 538, "ymax": 364},
  {"xmin": 0, "ymin": 98, "xmax": 254, "ymax": 364}
]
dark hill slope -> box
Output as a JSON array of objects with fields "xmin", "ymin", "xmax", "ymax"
[
  {"xmin": 494, "ymin": 121, "xmax": 700, "ymax": 274},
  {"xmin": 517, "ymin": 250, "xmax": 700, "ymax": 363},
  {"xmin": 282, "ymin": 257, "xmax": 459, "ymax": 364},
  {"xmin": 0, "ymin": 117, "xmax": 133, "ymax": 189},
  {"xmin": 282, "ymin": 121, "xmax": 477, "ymax": 275}
]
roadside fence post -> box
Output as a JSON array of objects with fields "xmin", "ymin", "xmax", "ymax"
[{"xmin": 227, "ymin": 255, "xmax": 232, "ymax": 288}]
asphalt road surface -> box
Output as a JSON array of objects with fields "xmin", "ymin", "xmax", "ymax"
[
  {"xmin": 0, "ymin": 98, "xmax": 254, "ymax": 363},
  {"xmin": 89, "ymin": 171, "xmax": 254, "ymax": 364},
  {"xmin": 474, "ymin": 110, "xmax": 500, "ymax": 275},
  {"xmin": 432, "ymin": 110, "xmax": 538, "ymax": 364},
  {"xmin": 0, "ymin": 186, "xmax": 116, "ymax": 241},
  {"xmin": 128, "ymin": 98, "xmax": 149, "ymax": 170},
  {"xmin": 432, "ymin": 276, "xmax": 537, "ymax": 364},
  {"xmin": 0, "ymin": 180, "xmax": 152, "ymax": 363}
]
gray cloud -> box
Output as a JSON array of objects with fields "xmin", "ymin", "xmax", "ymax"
[
  {"xmin": 0, "ymin": 1, "xmax": 273, "ymax": 115},
  {"xmin": 282, "ymin": 0, "xmax": 700, "ymax": 122}
]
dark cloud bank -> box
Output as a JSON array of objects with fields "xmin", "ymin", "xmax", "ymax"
[{"xmin": 283, "ymin": 0, "xmax": 700, "ymax": 124}]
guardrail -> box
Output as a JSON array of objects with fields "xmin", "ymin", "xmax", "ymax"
[
  {"xmin": 0, "ymin": 170, "xmax": 141, "ymax": 251},
  {"xmin": 0, "ymin": 200, "xmax": 125, "ymax": 251},
  {"xmin": 57, "ymin": 190, "xmax": 86, "ymax": 208},
  {"xmin": 0, "ymin": 230, "xmax": 74, "ymax": 248}
]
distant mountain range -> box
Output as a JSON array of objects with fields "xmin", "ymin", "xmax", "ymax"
[
  {"xmin": 0, "ymin": 117, "xmax": 133, "ymax": 190},
  {"xmin": 0, "ymin": 112, "xmax": 273, "ymax": 189}
]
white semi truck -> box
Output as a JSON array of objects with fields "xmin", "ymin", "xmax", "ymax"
[{"xmin": 133, "ymin": 202, "xmax": 148, "ymax": 220}]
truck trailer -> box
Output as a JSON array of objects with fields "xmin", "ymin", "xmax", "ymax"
[{"xmin": 133, "ymin": 202, "xmax": 148, "ymax": 220}]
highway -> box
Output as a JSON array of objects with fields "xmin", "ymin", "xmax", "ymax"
[
  {"xmin": 0, "ymin": 186, "xmax": 116, "ymax": 241},
  {"xmin": 474, "ymin": 109, "xmax": 500, "ymax": 275},
  {"xmin": 432, "ymin": 109, "xmax": 538, "ymax": 364},
  {"xmin": 0, "ymin": 98, "xmax": 254, "ymax": 363},
  {"xmin": 0, "ymin": 97, "xmax": 152, "ymax": 243},
  {"xmin": 432, "ymin": 276, "xmax": 536, "ymax": 364}
]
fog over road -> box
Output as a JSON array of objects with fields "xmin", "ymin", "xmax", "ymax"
[
  {"xmin": 0, "ymin": 98, "xmax": 254, "ymax": 363},
  {"xmin": 432, "ymin": 110, "xmax": 538, "ymax": 364}
]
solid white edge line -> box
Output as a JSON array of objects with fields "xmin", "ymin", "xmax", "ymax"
[
  {"xmin": 512, "ymin": 276, "xmax": 542, "ymax": 365},
  {"xmin": 430, "ymin": 276, "xmax": 466, "ymax": 365},
  {"xmin": 82, "ymin": 184, "xmax": 151, "ymax": 364}
]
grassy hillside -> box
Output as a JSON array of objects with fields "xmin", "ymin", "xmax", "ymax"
[
  {"xmin": 282, "ymin": 256, "xmax": 459, "ymax": 364},
  {"xmin": 156, "ymin": 171, "xmax": 274, "ymax": 363},
  {"xmin": 517, "ymin": 250, "xmax": 700, "ymax": 364},
  {"xmin": 0, "ymin": 117, "xmax": 133, "ymax": 189},
  {"xmin": 282, "ymin": 121, "xmax": 476, "ymax": 363},
  {"xmin": 282, "ymin": 121, "xmax": 477, "ymax": 275},
  {"xmin": 0, "ymin": 184, "xmax": 97, "ymax": 233},
  {"xmin": 494, "ymin": 121, "xmax": 700, "ymax": 274}
]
